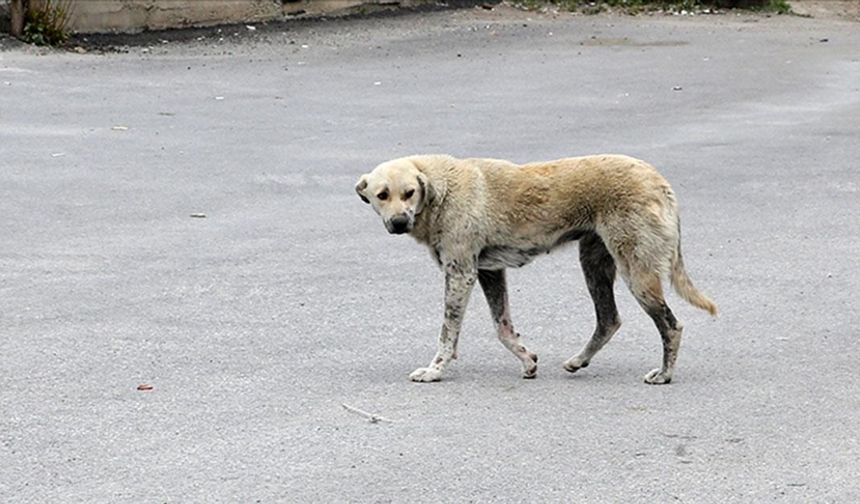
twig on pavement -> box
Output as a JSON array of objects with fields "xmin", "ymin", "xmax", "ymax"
[{"xmin": 341, "ymin": 403, "xmax": 397, "ymax": 424}]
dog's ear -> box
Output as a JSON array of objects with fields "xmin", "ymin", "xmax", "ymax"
[
  {"xmin": 416, "ymin": 171, "xmax": 432, "ymax": 213},
  {"xmin": 413, "ymin": 159, "xmax": 446, "ymax": 213},
  {"xmin": 355, "ymin": 174, "xmax": 370, "ymax": 204},
  {"xmin": 415, "ymin": 163, "xmax": 448, "ymax": 213}
]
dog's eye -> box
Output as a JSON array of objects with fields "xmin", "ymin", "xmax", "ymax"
[
  {"xmin": 403, "ymin": 189, "xmax": 415, "ymax": 200},
  {"xmin": 377, "ymin": 191, "xmax": 389, "ymax": 201}
]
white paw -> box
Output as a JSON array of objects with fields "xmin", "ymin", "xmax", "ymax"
[
  {"xmin": 643, "ymin": 368, "xmax": 672, "ymax": 385},
  {"xmin": 409, "ymin": 367, "xmax": 442, "ymax": 382},
  {"xmin": 563, "ymin": 356, "xmax": 589, "ymax": 373},
  {"xmin": 522, "ymin": 352, "xmax": 538, "ymax": 379}
]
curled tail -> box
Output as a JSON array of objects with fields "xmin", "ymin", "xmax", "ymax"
[{"xmin": 670, "ymin": 230, "xmax": 718, "ymax": 316}]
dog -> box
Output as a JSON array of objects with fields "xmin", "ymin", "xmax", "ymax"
[{"xmin": 355, "ymin": 154, "xmax": 717, "ymax": 384}]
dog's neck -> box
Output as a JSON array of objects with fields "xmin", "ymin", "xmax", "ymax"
[{"xmin": 409, "ymin": 206, "xmax": 435, "ymax": 245}]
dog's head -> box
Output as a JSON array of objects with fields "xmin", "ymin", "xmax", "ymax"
[{"xmin": 355, "ymin": 158, "xmax": 434, "ymax": 235}]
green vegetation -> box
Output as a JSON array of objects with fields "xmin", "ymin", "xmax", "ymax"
[
  {"xmin": 757, "ymin": 0, "xmax": 791, "ymax": 15},
  {"xmin": 22, "ymin": 0, "xmax": 72, "ymax": 46},
  {"xmin": 515, "ymin": 0, "xmax": 792, "ymax": 15}
]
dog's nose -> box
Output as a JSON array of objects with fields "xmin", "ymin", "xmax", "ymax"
[{"xmin": 390, "ymin": 215, "xmax": 410, "ymax": 234}]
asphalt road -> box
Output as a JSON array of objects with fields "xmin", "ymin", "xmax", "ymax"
[{"xmin": 2, "ymin": 5, "xmax": 859, "ymax": 503}]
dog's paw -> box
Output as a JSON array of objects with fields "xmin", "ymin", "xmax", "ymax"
[
  {"xmin": 563, "ymin": 356, "xmax": 589, "ymax": 373},
  {"xmin": 643, "ymin": 368, "xmax": 672, "ymax": 385},
  {"xmin": 522, "ymin": 352, "xmax": 538, "ymax": 379},
  {"xmin": 409, "ymin": 367, "xmax": 442, "ymax": 382}
]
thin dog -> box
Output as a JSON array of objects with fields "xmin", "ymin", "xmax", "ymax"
[{"xmin": 355, "ymin": 154, "xmax": 717, "ymax": 384}]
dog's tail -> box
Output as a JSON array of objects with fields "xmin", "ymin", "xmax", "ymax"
[{"xmin": 670, "ymin": 224, "xmax": 718, "ymax": 316}]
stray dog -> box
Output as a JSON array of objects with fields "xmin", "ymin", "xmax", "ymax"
[{"xmin": 355, "ymin": 154, "xmax": 717, "ymax": 384}]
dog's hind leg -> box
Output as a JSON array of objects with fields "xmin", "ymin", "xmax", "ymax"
[
  {"xmin": 627, "ymin": 271, "xmax": 683, "ymax": 385},
  {"xmin": 564, "ymin": 232, "xmax": 621, "ymax": 374},
  {"xmin": 478, "ymin": 269, "xmax": 538, "ymax": 378}
]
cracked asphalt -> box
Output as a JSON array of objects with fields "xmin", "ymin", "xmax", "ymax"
[{"xmin": 1, "ymin": 5, "xmax": 859, "ymax": 503}]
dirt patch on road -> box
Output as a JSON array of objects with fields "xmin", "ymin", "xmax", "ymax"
[{"xmin": 789, "ymin": 1, "xmax": 860, "ymax": 21}]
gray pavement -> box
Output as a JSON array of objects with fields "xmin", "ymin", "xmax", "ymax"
[{"xmin": 1, "ymin": 5, "xmax": 859, "ymax": 503}]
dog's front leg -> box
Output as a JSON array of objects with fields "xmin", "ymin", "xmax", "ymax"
[{"xmin": 409, "ymin": 258, "xmax": 477, "ymax": 382}]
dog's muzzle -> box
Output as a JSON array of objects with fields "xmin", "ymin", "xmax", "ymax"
[{"xmin": 388, "ymin": 214, "xmax": 412, "ymax": 234}]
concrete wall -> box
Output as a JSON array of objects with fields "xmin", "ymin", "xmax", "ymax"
[{"xmin": 24, "ymin": 0, "xmax": 435, "ymax": 34}]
